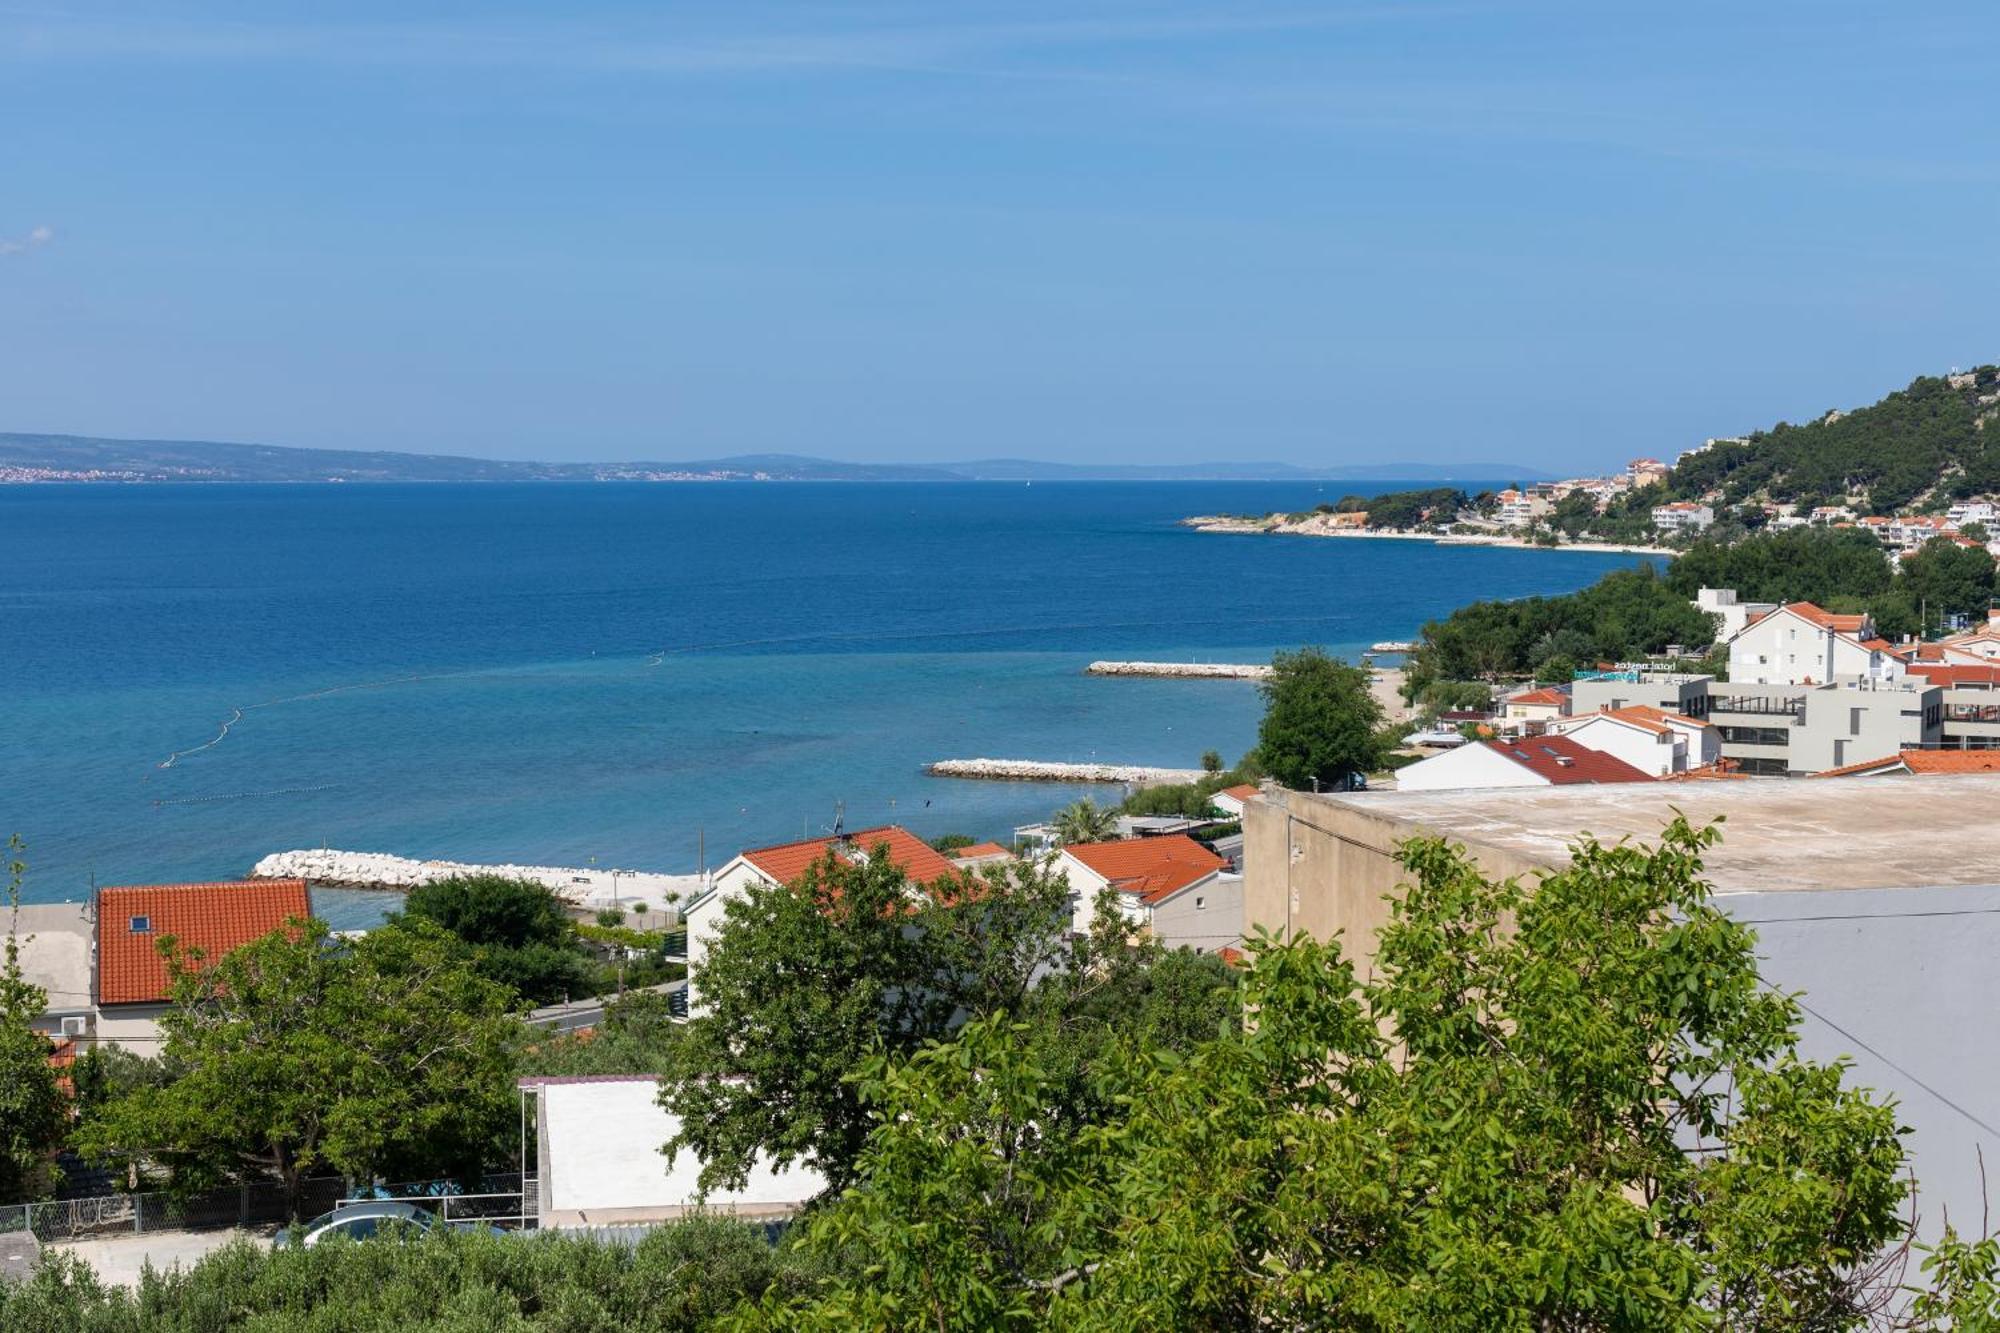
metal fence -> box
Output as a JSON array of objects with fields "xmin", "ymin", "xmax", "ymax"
[
  {"xmin": 0, "ymin": 1177, "xmax": 347, "ymax": 1243},
  {"xmin": 0, "ymin": 1173, "xmax": 535, "ymax": 1244}
]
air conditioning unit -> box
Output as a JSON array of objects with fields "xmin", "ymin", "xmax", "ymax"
[{"xmin": 60, "ymin": 1015, "xmax": 88, "ymax": 1038}]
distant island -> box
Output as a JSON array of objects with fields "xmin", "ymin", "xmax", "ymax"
[{"xmin": 0, "ymin": 432, "xmax": 1550, "ymax": 485}]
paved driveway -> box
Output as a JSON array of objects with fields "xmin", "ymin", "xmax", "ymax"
[{"xmin": 53, "ymin": 1227, "xmax": 274, "ymax": 1287}]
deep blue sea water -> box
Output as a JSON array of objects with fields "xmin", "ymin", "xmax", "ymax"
[{"xmin": 1, "ymin": 482, "xmax": 1646, "ymax": 921}]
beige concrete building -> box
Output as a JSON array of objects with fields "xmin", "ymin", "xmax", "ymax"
[{"xmin": 1243, "ymin": 778, "xmax": 2000, "ymax": 1234}]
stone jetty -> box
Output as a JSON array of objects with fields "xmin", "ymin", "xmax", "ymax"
[
  {"xmin": 250, "ymin": 849, "xmax": 705, "ymax": 911},
  {"xmin": 1085, "ymin": 660, "xmax": 1272, "ymax": 680},
  {"xmin": 927, "ymin": 758, "xmax": 1208, "ymax": 784}
]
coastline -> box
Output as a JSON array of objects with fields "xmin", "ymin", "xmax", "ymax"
[{"xmin": 1182, "ymin": 515, "xmax": 1672, "ymax": 558}]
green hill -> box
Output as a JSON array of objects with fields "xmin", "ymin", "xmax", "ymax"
[{"xmin": 1669, "ymin": 366, "xmax": 2000, "ymax": 514}]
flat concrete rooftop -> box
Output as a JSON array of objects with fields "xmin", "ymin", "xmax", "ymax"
[{"xmin": 1328, "ymin": 773, "xmax": 2000, "ymax": 894}]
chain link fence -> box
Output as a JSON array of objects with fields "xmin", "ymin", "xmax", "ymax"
[{"xmin": 0, "ymin": 1173, "xmax": 534, "ymax": 1244}]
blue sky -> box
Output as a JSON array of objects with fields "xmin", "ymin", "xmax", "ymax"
[{"xmin": 1, "ymin": 2, "xmax": 1995, "ymax": 471}]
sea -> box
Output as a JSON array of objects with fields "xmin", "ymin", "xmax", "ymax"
[{"xmin": 0, "ymin": 482, "xmax": 1647, "ymax": 926}]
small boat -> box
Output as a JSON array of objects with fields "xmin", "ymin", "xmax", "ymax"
[{"xmin": 1370, "ymin": 640, "xmax": 1416, "ymax": 654}]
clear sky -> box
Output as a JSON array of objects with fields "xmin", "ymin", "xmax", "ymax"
[{"xmin": 1, "ymin": 2, "xmax": 1995, "ymax": 472}]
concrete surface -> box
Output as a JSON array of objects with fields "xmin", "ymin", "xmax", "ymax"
[
  {"xmin": 1311, "ymin": 772, "xmax": 2000, "ymax": 895},
  {"xmin": 53, "ymin": 1227, "xmax": 272, "ymax": 1287}
]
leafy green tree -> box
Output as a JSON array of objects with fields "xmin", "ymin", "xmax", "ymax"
[
  {"xmin": 1199, "ymin": 748, "xmax": 1223, "ymax": 773},
  {"xmin": 927, "ymin": 833, "xmax": 978, "ymax": 853},
  {"xmin": 1898, "ymin": 536, "xmax": 1997, "ymax": 632},
  {"xmin": 521, "ymin": 988, "xmax": 684, "ymax": 1078},
  {"xmin": 1050, "ymin": 798, "xmax": 1119, "ymax": 846},
  {"xmin": 77, "ymin": 918, "xmax": 518, "ymax": 1208},
  {"xmin": 750, "ymin": 820, "xmax": 1927, "ymax": 1330},
  {"xmin": 0, "ymin": 836, "xmax": 66, "ymax": 1204},
  {"xmin": 1255, "ymin": 646, "xmax": 1385, "ymax": 791},
  {"xmin": 658, "ymin": 848, "xmax": 1071, "ymax": 1194},
  {"xmin": 0, "ymin": 1217, "xmax": 833, "ymax": 1329},
  {"xmin": 659, "ymin": 846, "xmax": 1234, "ymax": 1200},
  {"xmin": 394, "ymin": 873, "xmax": 589, "ymax": 1006}
]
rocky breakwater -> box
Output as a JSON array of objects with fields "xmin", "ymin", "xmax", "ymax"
[
  {"xmin": 927, "ymin": 758, "xmax": 1208, "ymax": 785},
  {"xmin": 1086, "ymin": 660, "xmax": 1272, "ymax": 680},
  {"xmin": 250, "ymin": 849, "xmax": 704, "ymax": 911}
]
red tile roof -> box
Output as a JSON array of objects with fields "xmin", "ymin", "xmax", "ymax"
[
  {"xmin": 1781, "ymin": 601, "xmax": 1869, "ymax": 633},
  {"xmin": 739, "ymin": 826, "xmax": 959, "ymax": 887},
  {"xmin": 1909, "ymin": 663, "xmax": 2000, "ymax": 688},
  {"xmin": 1571, "ymin": 705, "xmax": 1705, "ymax": 736},
  {"xmin": 1062, "ymin": 835, "xmax": 1225, "ymax": 906},
  {"xmin": 947, "ymin": 841, "xmax": 1012, "ymax": 861},
  {"xmin": 1215, "ymin": 783, "xmax": 1259, "ymax": 802},
  {"xmin": 1817, "ymin": 749, "xmax": 2000, "ymax": 778},
  {"xmin": 1484, "ymin": 735, "xmax": 1653, "ymax": 785},
  {"xmin": 96, "ymin": 880, "xmax": 311, "ymax": 1006},
  {"xmin": 1507, "ymin": 687, "xmax": 1568, "ymax": 708}
]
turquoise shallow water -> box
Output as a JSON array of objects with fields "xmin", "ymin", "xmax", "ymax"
[{"xmin": 1, "ymin": 481, "xmax": 1645, "ymax": 919}]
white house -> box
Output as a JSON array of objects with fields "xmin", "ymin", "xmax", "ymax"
[
  {"xmin": 1651, "ymin": 501, "xmax": 1714, "ymax": 533},
  {"xmin": 1695, "ymin": 587, "xmax": 1778, "ymax": 640},
  {"xmin": 1948, "ymin": 501, "xmax": 1997, "ymax": 528},
  {"xmin": 1056, "ymin": 835, "xmax": 1236, "ymax": 952},
  {"xmin": 1500, "ymin": 685, "xmax": 1569, "ymax": 733},
  {"xmin": 682, "ymin": 827, "xmax": 960, "ymax": 1013},
  {"xmin": 1937, "ymin": 611, "xmax": 2000, "ymax": 662},
  {"xmin": 1393, "ymin": 734, "xmax": 1653, "ymax": 792},
  {"xmin": 1725, "ymin": 602, "xmax": 1903, "ymax": 687},
  {"xmin": 1207, "ymin": 783, "xmax": 1260, "ymax": 819},
  {"xmin": 1549, "ymin": 706, "xmax": 1720, "ymax": 776}
]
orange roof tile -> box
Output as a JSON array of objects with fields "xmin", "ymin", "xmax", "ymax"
[
  {"xmin": 739, "ymin": 826, "xmax": 959, "ymax": 887},
  {"xmin": 1507, "ymin": 687, "xmax": 1568, "ymax": 708},
  {"xmin": 1909, "ymin": 663, "xmax": 2000, "ymax": 688},
  {"xmin": 1063, "ymin": 835, "xmax": 1225, "ymax": 906},
  {"xmin": 1781, "ymin": 601, "xmax": 1869, "ymax": 633},
  {"xmin": 1815, "ymin": 749, "xmax": 2000, "ymax": 778},
  {"xmin": 947, "ymin": 841, "xmax": 1012, "ymax": 861},
  {"xmin": 96, "ymin": 880, "xmax": 311, "ymax": 1006},
  {"xmin": 1215, "ymin": 783, "xmax": 1259, "ymax": 802},
  {"xmin": 1573, "ymin": 705, "xmax": 1706, "ymax": 736}
]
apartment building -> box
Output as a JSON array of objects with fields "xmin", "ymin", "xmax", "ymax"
[
  {"xmin": 1493, "ymin": 489, "xmax": 1551, "ymax": 527},
  {"xmin": 1650, "ymin": 501, "xmax": 1714, "ymax": 533}
]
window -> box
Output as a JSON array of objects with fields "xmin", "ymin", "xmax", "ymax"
[
  {"xmin": 1195, "ymin": 896, "xmax": 1206, "ymax": 910},
  {"xmin": 129, "ymin": 915, "xmax": 151, "ymax": 933}
]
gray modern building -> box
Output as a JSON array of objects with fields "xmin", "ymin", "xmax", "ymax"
[{"xmin": 1569, "ymin": 670, "xmax": 2000, "ymax": 776}]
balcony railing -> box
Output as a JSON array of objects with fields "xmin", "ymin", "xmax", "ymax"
[{"xmin": 1708, "ymin": 696, "xmax": 1805, "ymax": 717}]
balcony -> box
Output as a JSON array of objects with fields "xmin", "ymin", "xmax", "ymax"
[{"xmin": 1708, "ymin": 695, "xmax": 1805, "ymax": 717}]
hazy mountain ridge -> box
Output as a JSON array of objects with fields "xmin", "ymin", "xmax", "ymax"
[{"xmin": 0, "ymin": 433, "xmax": 1549, "ymax": 484}]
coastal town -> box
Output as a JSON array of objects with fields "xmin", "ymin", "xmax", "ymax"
[{"xmin": 9, "ymin": 0, "xmax": 2000, "ymax": 1319}]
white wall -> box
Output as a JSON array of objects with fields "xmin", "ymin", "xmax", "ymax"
[
  {"xmin": 1557, "ymin": 716, "xmax": 1681, "ymax": 776},
  {"xmin": 1394, "ymin": 744, "xmax": 1549, "ymax": 792},
  {"xmin": 1144, "ymin": 871, "xmax": 1239, "ymax": 953},
  {"xmin": 683, "ymin": 861, "xmax": 763, "ymax": 1013}
]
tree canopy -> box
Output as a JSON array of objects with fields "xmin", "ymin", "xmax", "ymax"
[
  {"xmin": 1663, "ymin": 367, "xmax": 2000, "ymax": 514},
  {"xmin": 740, "ymin": 821, "xmax": 1941, "ymax": 1331},
  {"xmin": 657, "ymin": 845, "xmax": 1235, "ymax": 1197},
  {"xmin": 77, "ymin": 918, "xmax": 520, "ymax": 1204},
  {"xmin": 393, "ymin": 873, "xmax": 591, "ymax": 1006},
  {"xmin": 1255, "ymin": 646, "xmax": 1385, "ymax": 791},
  {"xmin": 0, "ymin": 836, "xmax": 66, "ymax": 1204},
  {"xmin": 1405, "ymin": 562, "xmax": 1719, "ymax": 694}
]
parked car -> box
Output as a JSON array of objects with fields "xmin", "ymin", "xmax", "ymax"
[{"xmin": 274, "ymin": 1201, "xmax": 498, "ymax": 1249}]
